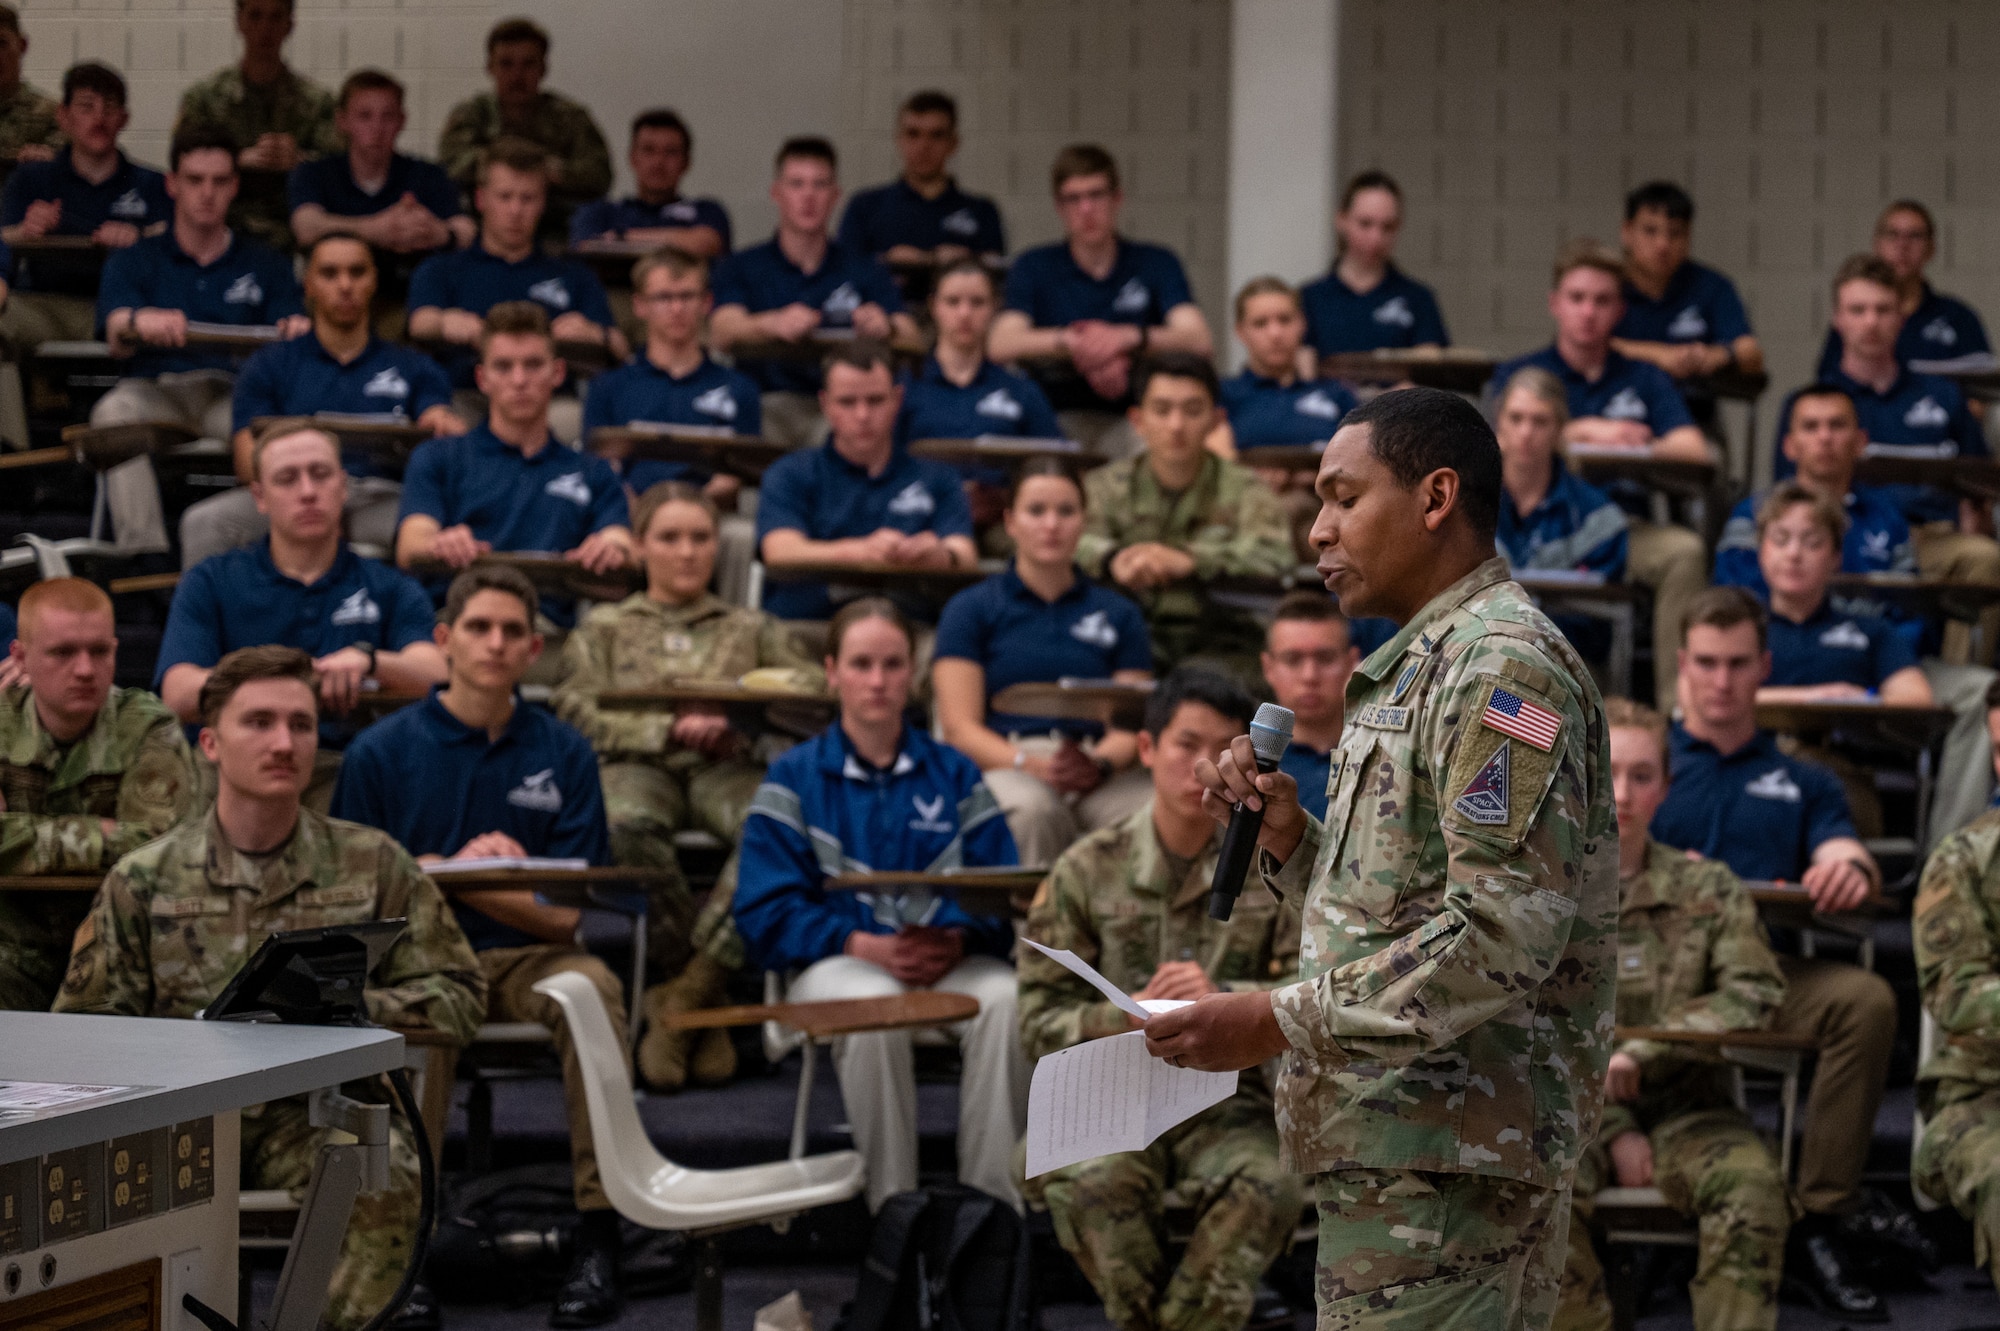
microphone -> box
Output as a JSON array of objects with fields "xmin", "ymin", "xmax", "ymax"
[{"xmin": 1208, "ymin": 703, "xmax": 1296, "ymax": 922}]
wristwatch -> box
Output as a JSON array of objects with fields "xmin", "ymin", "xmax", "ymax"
[{"xmin": 351, "ymin": 640, "xmax": 379, "ymax": 675}]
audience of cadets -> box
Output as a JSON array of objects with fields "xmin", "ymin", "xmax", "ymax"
[
  {"xmin": 1296, "ymin": 170, "xmax": 1449, "ymax": 364},
  {"xmin": 395, "ymin": 303, "xmax": 634, "ymax": 627},
  {"xmin": 0, "ymin": 62, "xmax": 167, "ymax": 449},
  {"xmin": 1610, "ymin": 180, "xmax": 1765, "ymax": 385},
  {"xmin": 989, "ymin": 144, "xmax": 1211, "ymax": 455},
  {"xmin": 0, "ymin": 578, "xmax": 195, "ymax": 1012},
  {"xmin": 287, "ymin": 70, "xmax": 473, "ymax": 268},
  {"xmin": 1557, "ymin": 698, "xmax": 1790, "ymax": 1331},
  {"xmin": 933, "ymin": 459, "xmax": 1153, "ymax": 868},
  {"xmin": 155, "ymin": 421, "xmax": 446, "ymax": 808},
  {"xmin": 331, "ymin": 566, "xmax": 625, "ymax": 1327},
  {"xmin": 92, "ymin": 123, "xmax": 307, "ymax": 553},
  {"xmin": 1018, "ymin": 667, "xmax": 1303, "ymax": 1331},
  {"xmin": 54, "ymin": 644, "xmax": 485, "ymax": 1331},
  {"xmin": 1820, "ymin": 199, "xmax": 1993, "ymax": 377},
  {"xmin": 570, "ymin": 109, "xmax": 730, "ymax": 259},
  {"xmin": 550, "ymin": 481, "xmax": 824, "ymax": 1091},
  {"xmin": 709, "ymin": 136, "xmax": 912, "ymax": 449},
  {"xmin": 0, "ymin": 4, "xmax": 58, "ymax": 161},
  {"xmin": 179, "ymin": 234, "xmax": 462, "ymax": 569},
  {"xmin": 1651, "ymin": 587, "xmax": 1905, "ymax": 1319},
  {"xmin": 1258, "ymin": 593, "xmax": 1359, "ymax": 823},
  {"xmin": 174, "ymin": 0, "xmax": 337, "ymax": 251},
  {"xmin": 838, "ymin": 90, "xmax": 1005, "ymax": 271},
  {"xmin": 406, "ymin": 136, "xmax": 622, "ymax": 432},
  {"xmin": 1913, "ymin": 706, "xmax": 2000, "ymax": 1298},
  {"xmin": 754, "ymin": 340, "xmax": 975, "ymax": 621},
  {"xmin": 437, "ymin": 18, "xmax": 612, "ymax": 246},
  {"xmin": 581, "ymin": 247, "xmax": 757, "ymax": 506},
  {"xmin": 1074, "ymin": 353, "xmax": 1292, "ymax": 676},
  {"xmin": 732, "ymin": 598, "xmax": 1027, "ymax": 1212}
]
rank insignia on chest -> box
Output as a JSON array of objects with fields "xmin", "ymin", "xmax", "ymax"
[
  {"xmin": 664, "ymin": 632, "xmax": 694, "ymax": 654},
  {"xmin": 1451, "ymin": 742, "xmax": 1509, "ymax": 825},
  {"xmin": 1481, "ymin": 687, "xmax": 1560, "ymax": 751},
  {"xmin": 1354, "ymin": 703, "xmax": 1411, "ymax": 731}
]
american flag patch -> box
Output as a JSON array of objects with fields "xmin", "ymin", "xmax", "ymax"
[{"xmin": 1481, "ymin": 686, "xmax": 1561, "ymax": 751}]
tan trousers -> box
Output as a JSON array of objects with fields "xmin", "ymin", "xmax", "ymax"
[
  {"xmin": 981, "ymin": 756, "xmax": 1153, "ymax": 870},
  {"xmin": 90, "ymin": 370, "xmax": 236, "ymax": 553},
  {"xmin": 1627, "ymin": 519, "xmax": 1709, "ymax": 712},
  {"xmin": 1914, "ymin": 521, "xmax": 2000, "ymax": 666},
  {"xmin": 760, "ymin": 390, "xmax": 826, "ymax": 449},
  {"xmin": 0, "ymin": 291, "xmax": 96, "ymax": 451},
  {"xmin": 178, "ymin": 475, "xmax": 405, "ymax": 568},
  {"xmin": 1771, "ymin": 954, "xmax": 1897, "ymax": 1216}
]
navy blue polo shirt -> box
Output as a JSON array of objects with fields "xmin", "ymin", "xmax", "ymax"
[
  {"xmin": 568, "ymin": 194, "xmax": 733, "ymax": 251},
  {"xmin": 1615, "ymin": 261, "xmax": 1753, "ymax": 346},
  {"xmin": 754, "ymin": 441, "xmax": 974, "ymax": 620},
  {"xmin": 1219, "ymin": 370, "xmax": 1358, "ymax": 448},
  {"xmin": 895, "ymin": 357, "xmax": 1061, "ymax": 486},
  {"xmin": 406, "ymin": 242, "xmax": 615, "ymax": 386},
  {"xmin": 1004, "ymin": 237, "xmax": 1192, "ymax": 333},
  {"xmin": 1, "ymin": 149, "xmax": 169, "ymax": 296},
  {"xmin": 934, "ymin": 564, "xmax": 1150, "ymax": 738},
  {"xmin": 838, "ymin": 178, "xmax": 1005, "ymax": 258},
  {"xmin": 1281, "ymin": 740, "xmax": 1333, "ymax": 822},
  {"xmin": 232, "ymin": 333, "xmax": 453, "ymax": 479},
  {"xmin": 0, "ymin": 602, "xmax": 16, "ymax": 654},
  {"xmin": 287, "ymin": 151, "xmax": 462, "ymax": 225},
  {"xmin": 154, "ymin": 540, "xmax": 435, "ymax": 746},
  {"xmin": 1490, "ymin": 345, "xmax": 1696, "ymax": 439},
  {"xmin": 581, "ymin": 353, "xmax": 763, "ymax": 490},
  {"xmin": 331, "ymin": 688, "xmax": 610, "ymax": 952},
  {"xmin": 1766, "ymin": 599, "xmax": 1919, "ymax": 691},
  {"xmin": 1773, "ymin": 366, "xmax": 1985, "ymax": 525},
  {"xmin": 1497, "ymin": 458, "xmax": 1629, "ymax": 580},
  {"xmin": 96, "ymin": 230, "xmax": 304, "ymax": 376},
  {"xmin": 1816, "ymin": 283, "xmax": 1993, "ymax": 375},
  {"xmin": 710, "ymin": 236, "xmax": 904, "ymax": 394},
  {"xmin": 1714, "ymin": 485, "xmax": 1914, "ymax": 596},
  {"xmin": 1298, "ymin": 263, "xmax": 1449, "ymax": 355},
  {"xmin": 1650, "ymin": 725, "xmax": 1858, "ymax": 882}
]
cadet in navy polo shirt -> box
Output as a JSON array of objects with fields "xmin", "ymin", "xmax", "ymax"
[
  {"xmin": 288, "ymin": 70, "xmax": 473, "ymax": 263},
  {"xmin": 0, "ymin": 603, "xmax": 16, "ymax": 683},
  {"xmin": 988, "ymin": 144, "xmax": 1211, "ymax": 436},
  {"xmin": 1610, "ymin": 181, "xmax": 1763, "ymax": 387},
  {"xmin": 838, "ymin": 90, "xmax": 1004, "ymax": 271},
  {"xmin": 756, "ymin": 343, "xmax": 975, "ymax": 621},
  {"xmin": 568, "ymin": 108, "xmax": 731, "ymax": 257},
  {"xmin": 933, "ymin": 460, "xmax": 1152, "ymax": 865},
  {"xmin": 1297, "ymin": 170, "xmax": 1448, "ymax": 359},
  {"xmin": 1217, "ymin": 277, "xmax": 1358, "ymax": 452},
  {"xmin": 406, "ymin": 137, "xmax": 620, "ymax": 394},
  {"xmin": 580, "ymin": 247, "xmax": 757, "ymax": 502},
  {"xmin": 176, "ymin": 234, "xmax": 464, "ymax": 570},
  {"xmin": 156, "ymin": 424, "xmax": 444, "ymax": 799},
  {"xmin": 396, "ymin": 302, "xmax": 634, "ymax": 626},
  {"xmin": 1817, "ymin": 201, "xmax": 1992, "ymax": 375},
  {"xmin": 1259, "ymin": 593, "xmax": 1359, "ymax": 825}
]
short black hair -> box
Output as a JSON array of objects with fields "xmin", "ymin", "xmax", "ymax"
[
  {"xmin": 1143, "ymin": 666, "xmax": 1256, "ymax": 738},
  {"xmin": 631, "ymin": 107, "xmax": 691, "ymax": 151},
  {"xmin": 1786, "ymin": 382, "xmax": 1859, "ymax": 433},
  {"xmin": 1339, "ymin": 386, "xmax": 1502, "ymax": 542},
  {"xmin": 1131, "ymin": 352, "xmax": 1218, "ymax": 405},
  {"xmin": 900, "ymin": 90, "xmax": 958, "ymax": 126},
  {"xmin": 1625, "ymin": 180, "xmax": 1694, "ymax": 224},
  {"xmin": 776, "ymin": 135, "xmax": 837, "ymax": 172},
  {"xmin": 170, "ymin": 123, "xmax": 241, "ymax": 172},
  {"xmin": 63, "ymin": 61, "xmax": 126, "ymax": 108}
]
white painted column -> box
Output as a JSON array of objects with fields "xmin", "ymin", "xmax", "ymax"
[{"xmin": 1225, "ymin": 0, "xmax": 1341, "ymax": 369}]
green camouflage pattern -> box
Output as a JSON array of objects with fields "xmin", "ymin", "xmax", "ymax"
[
  {"xmin": 53, "ymin": 806, "xmax": 487, "ymax": 1044},
  {"xmin": 0, "ymin": 82, "xmax": 60, "ymax": 160},
  {"xmin": 0, "ymin": 685, "xmax": 195, "ymax": 1010},
  {"xmin": 1074, "ymin": 453, "xmax": 1293, "ymax": 667},
  {"xmin": 436, "ymin": 89, "xmax": 613, "ymax": 234},
  {"xmin": 1311, "ymin": 1167, "xmax": 1568, "ymax": 1328},
  {"xmin": 174, "ymin": 63, "xmax": 339, "ymax": 250},
  {"xmin": 1022, "ymin": 804, "xmax": 1303, "ymax": 1331},
  {"xmin": 1914, "ymin": 1082, "xmax": 2000, "ymax": 1284},
  {"xmin": 600, "ymin": 758, "xmax": 761, "ymax": 980},
  {"xmin": 1260, "ymin": 558, "xmax": 1618, "ymax": 1188}
]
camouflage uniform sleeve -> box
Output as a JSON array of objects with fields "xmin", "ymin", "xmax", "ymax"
[
  {"xmin": 555, "ymin": 100, "xmax": 614, "ymax": 201},
  {"xmin": 550, "ymin": 615, "xmax": 673, "ymax": 754},
  {"xmin": 757, "ymin": 615, "xmax": 826, "ymax": 679},
  {"xmin": 296, "ymin": 81, "xmax": 340, "ymax": 156},
  {"xmin": 367, "ymin": 843, "xmax": 488, "ymax": 1045},
  {"xmin": 105, "ymin": 720, "xmax": 197, "ymax": 862},
  {"xmin": 1914, "ymin": 828, "xmax": 2000, "ymax": 1041},
  {"xmin": 1620, "ymin": 864, "xmax": 1785, "ymax": 1073},
  {"xmin": 1074, "ymin": 467, "xmax": 1121, "ymax": 578},
  {"xmin": 436, "ymin": 98, "xmax": 491, "ymax": 192},
  {"xmin": 1186, "ymin": 473, "xmax": 1294, "ymax": 580},
  {"xmin": 50, "ymin": 863, "xmax": 155, "ymax": 1016},
  {"xmin": 1221, "ymin": 891, "xmax": 1303, "ymax": 993},
  {"xmin": 1018, "ymin": 858, "xmax": 1130, "ymax": 1062},
  {"xmin": 1269, "ymin": 643, "xmax": 1609, "ymax": 1070}
]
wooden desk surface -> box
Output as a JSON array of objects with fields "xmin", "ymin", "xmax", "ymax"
[
  {"xmin": 990, "ymin": 681, "xmax": 1153, "ymax": 731},
  {"xmin": 727, "ymin": 331, "xmax": 929, "ymax": 363},
  {"xmin": 760, "ymin": 559, "xmax": 989, "ymax": 593},
  {"xmin": 1752, "ymin": 699, "xmax": 1953, "ymax": 746},
  {"xmin": 584, "ymin": 426, "xmax": 789, "ymax": 480},
  {"xmin": 908, "ymin": 437, "xmax": 1100, "ymax": 468},
  {"xmin": 57, "ymin": 421, "xmax": 202, "ymax": 469},
  {"xmin": 425, "ymin": 865, "xmax": 670, "ymax": 889},
  {"xmin": 1829, "ymin": 573, "xmax": 2000, "ymax": 620},
  {"xmin": 1235, "ymin": 445, "xmax": 1323, "ymax": 472},
  {"xmin": 1854, "ymin": 453, "xmax": 2000, "ymax": 500},
  {"xmin": 1514, "ymin": 571, "xmax": 1645, "ymax": 602},
  {"xmin": 1564, "ymin": 446, "xmax": 1719, "ymax": 499},
  {"xmin": 596, "ymin": 683, "xmax": 833, "ymax": 710},
  {"xmin": 408, "ymin": 551, "xmax": 643, "ymax": 600},
  {"xmin": 1689, "ymin": 367, "xmax": 1771, "ymax": 402},
  {"xmin": 658, "ymin": 990, "xmax": 980, "ymax": 1037},
  {"xmin": 1314, "ymin": 350, "xmax": 1498, "ymax": 393},
  {"xmin": 0, "ymin": 874, "xmax": 101, "ymax": 892},
  {"xmin": 9, "ymin": 234, "xmax": 105, "ymax": 253}
]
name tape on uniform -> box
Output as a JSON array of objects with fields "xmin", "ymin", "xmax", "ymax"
[{"xmin": 1353, "ymin": 704, "xmax": 1411, "ymax": 731}]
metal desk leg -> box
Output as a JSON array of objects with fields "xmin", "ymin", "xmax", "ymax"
[{"xmin": 627, "ymin": 910, "xmax": 647, "ymax": 1052}]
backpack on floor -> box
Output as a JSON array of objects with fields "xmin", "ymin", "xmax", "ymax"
[
  {"xmin": 427, "ymin": 1163, "xmax": 692, "ymax": 1301},
  {"xmin": 834, "ymin": 1185, "xmax": 1035, "ymax": 1331}
]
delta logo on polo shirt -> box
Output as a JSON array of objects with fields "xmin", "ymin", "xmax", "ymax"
[
  {"xmin": 1603, "ymin": 387, "xmax": 1649, "ymax": 421},
  {"xmin": 1745, "ymin": 768, "xmax": 1803, "ymax": 803},
  {"xmin": 1069, "ymin": 610, "xmax": 1118, "ymax": 649},
  {"xmin": 693, "ymin": 384, "xmax": 739, "ymax": 421},
  {"xmin": 1921, "ymin": 317, "xmax": 1958, "ymax": 347},
  {"xmin": 1373, "ymin": 295, "xmax": 1415, "ymax": 328},
  {"xmin": 330, "ymin": 589, "xmax": 382, "ymax": 626},
  {"xmin": 941, "ymin": 208, "xmax": 979, "ymax": 237},
  {"xmin": 1112, "ymin": 278, "xmax": 1150, "ymax": 316},
  {"xmin": 545, "ymin": 472, "xmax": 593, "ymax": 506},
  {"xmin": 1905, "ymin": 396, "xmax": 1950, "ymax": 429},
  {"xmin": 1296, "ymin": 388, "xmax": 1347, "ymax": 420},
  {"xmin": 822, "ymin": 282, "xmax": 862, "ymax": 319},
  {"xmin": 1819, "ymin": 620, "xmax": 1870, "ymax": 650},
  {"xmin": 507, "ymin": 769, "xmax": 563, "ymax": 812},
  {"xmin": 224, "ymin": 273, "xmax": 263, "ymax": 305},
  {"xmin": 1668, "ymin": 306, "xmax": 1709, "ymax": 340},
  {"xmin": 909, "ymin": 793, "xmax": 953, "ymax": 833},
  {"xmin": 662, "ymin": 201, "xmax": 699, "ymax": 224},
  {"xmin": 975, "ymin": 388, "xmax": 1023, "ymax": 422},
  {"xmin": 364, "ymin": 368, "xmax": 411, "ymax": 401},
  {"xmin": 527, "ymin": 277, "xmax": 573, "ymax": 311},
  {"xmin": 110, "ymin": 189, "xmax": 148, "ymax": 220},
  {"xmin": 887, "ymin": 481, "xmax": 935, "ymax": 517}
]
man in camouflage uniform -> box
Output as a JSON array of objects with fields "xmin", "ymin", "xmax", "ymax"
[
  {"xmin": 1554, "ymin": 698, "xmax": 1789, "ymax": 1331},
  {"xmin": 0, "ymin": 577, "xmax": 194, "ymax": 1011},
  {"xmin": 1021, "ymin": 667, "xmax": 1304, "ymax": 1331},
  {"xmin": 0, "ymin": 4, "xmax": 60, "ymax": 165},
  {"xmin": 1158, "ymin": 387, "xmax": 1618, "ymax": 1329},
  {"xmin": 174, "ymin": 0, "xmax": 338, "ymax": 250},
  {"xmin": 55, "ymin": 644, "xmax": 485, "ymax": 1331},
  {"xmin": 1075, "ymin": 353, "xmax": 1293, "ymax": 676},
  {"xmin": 437, "ymin": 17, "xmax": 612, "ymax": 245}
]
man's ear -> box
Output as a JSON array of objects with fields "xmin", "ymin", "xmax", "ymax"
[
  {"xmin": 433, "ymin": 622, "xmax": 450, "ymax": 650},
  {"xmin": 198, "ymin": 726, "xmax": 219, "ymax": 763},
  {"xmin": 1136, "ymin": 728, "xmax": 1156, "ymax": 770},
  {"xmin": 1419, "ymin": 466, "xmax": 1461, "ymax": 533}
]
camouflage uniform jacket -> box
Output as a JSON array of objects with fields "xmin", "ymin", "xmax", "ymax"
[
  {"xmin": 1020, "ymin": 802, "xmax": 1301, "ymax": 1070},
  {"xmin": 1599, "ymin": 839, "xmax": 1786, "ymax": 1144},
  {"xmin": 1259, "ymin": 557, "xmax": 1618, "ymax": 1187},
  {"xmin": 0, "ymin": 685, "xmax": 194, "ymax": 874},
  {"xmin": 551, "ymin": 592, "xmax": 823, "ymax": 764},
  {"xmin": 436, "ymin": 91, "xmax": 613, "ymax": 204},
  {"xmin": 1914, "ymin": 807, "xmax": 2000, "ymax": 1090},
  {"xmin": 0, "ymin": 81, "xmax": 60, "ymax": 159},
  {"xmin": 174, "ymin": 64, "xmax": 339, "ymax": 156},
  {"xmin": 1074, "ymin": 453, "xmax": 1293, "ymax": 626},
  {"xmin": 54, "ymin": 807, "xmax": 487, "ymax": 1045}
]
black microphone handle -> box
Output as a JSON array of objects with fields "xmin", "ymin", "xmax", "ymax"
[{"xmin": 1208, "ymin": 751, "xmax": 1281, "ymax": 922}]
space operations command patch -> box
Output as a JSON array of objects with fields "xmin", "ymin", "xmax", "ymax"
[{"xmin": 1451, "ymin": 741, "xmax": 1510, "ymax": 825}]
